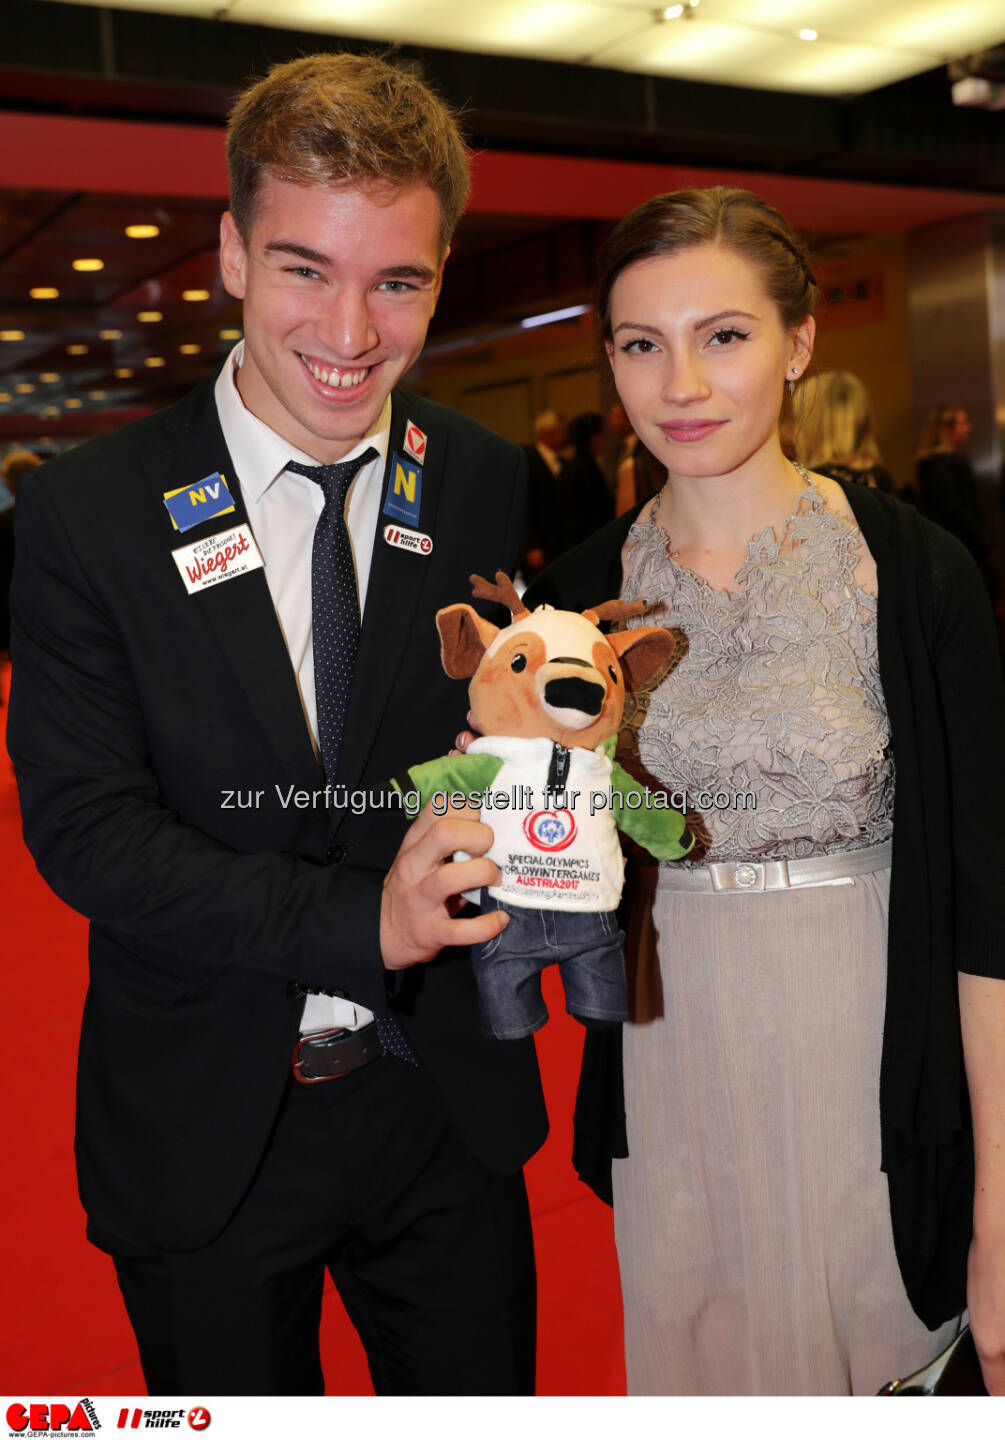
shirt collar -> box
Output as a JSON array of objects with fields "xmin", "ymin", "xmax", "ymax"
[{"xmin": 214, "ymin": 341, "xmax": 392, "ymax": 503}]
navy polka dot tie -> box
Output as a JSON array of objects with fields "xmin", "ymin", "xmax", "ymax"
[
  {"xmin": 288, "ymin": 450, "xmax": 417, "ymax": 1066},
  {"xmin": 288, "ymin": 450, "xmax": 376, "ymax": 783}
]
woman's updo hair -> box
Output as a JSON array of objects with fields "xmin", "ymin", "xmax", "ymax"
[{"xmin": 597, "ymin": 187, "xmax": 819, "ymax": 340}]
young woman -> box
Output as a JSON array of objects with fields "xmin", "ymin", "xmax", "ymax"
[{"xmin": 525, "ymin": 188, "xmax": 1005, "ymax": 1395}]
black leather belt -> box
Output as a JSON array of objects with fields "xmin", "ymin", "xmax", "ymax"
[{"xmin": 291, "ymin": 1022, "xmax": 383, "ymax": 1084}]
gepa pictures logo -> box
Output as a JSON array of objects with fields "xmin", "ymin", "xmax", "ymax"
[{"xmin": 6, "ymin": 1400, "xmax": 99, "ymax": 1434}]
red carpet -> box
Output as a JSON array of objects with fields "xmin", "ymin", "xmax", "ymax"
[{"xmin": 1, "ymin": 659, "xmax": 625, "ymax": 1397}]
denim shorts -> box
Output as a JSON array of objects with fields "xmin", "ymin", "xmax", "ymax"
[{"xmin": 471, "ymin": 894, "xmax": 628, "ymax": 1041}]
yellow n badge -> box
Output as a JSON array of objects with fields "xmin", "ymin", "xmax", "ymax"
[{"xmin": 383, "ymin": 451, "xmax": 422, "ymax": 526}]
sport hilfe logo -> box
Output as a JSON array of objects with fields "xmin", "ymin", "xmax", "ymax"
[
  {"xmin": 382, "ymin": 523, "xmax": 432, "ymax": 555},
  {"xmin": 115, "ymin": 1413, "xmax": 209, "ymax": 1432}
]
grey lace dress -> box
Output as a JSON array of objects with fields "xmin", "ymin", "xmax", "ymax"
[{"xmin": 613, "ymin": 477, "xmax": 957, "ymax": 1395}]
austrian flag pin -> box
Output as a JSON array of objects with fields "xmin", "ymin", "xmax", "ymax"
[
  {"xmin": 403, "ymin": 420, "xmax": 427, "ymax": 463},
  {"xmin": 383, "ymin": 523, "xmax": 433, "ymax": 556}
]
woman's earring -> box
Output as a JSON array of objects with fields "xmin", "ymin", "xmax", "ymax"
[{"xmin": 787, "ymin": 366, "xmax": 799, "ymax": 397}]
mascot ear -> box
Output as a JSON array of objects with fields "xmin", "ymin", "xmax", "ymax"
[
  {"xmin": 609, "ymin": 625, "xmax": 688, "ymax": 692},
  {"xmin": 436, "ymin": 605, "xmax": 500, "ymax": 679}
]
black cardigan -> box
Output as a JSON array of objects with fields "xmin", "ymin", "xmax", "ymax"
[{"xmin": 525, "ymin": 483, "xmax": 1005, "ymax": 1330}]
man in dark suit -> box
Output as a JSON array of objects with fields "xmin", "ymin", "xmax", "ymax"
[
  {"xmin": 520, "ymin": 409, "xmax": 568, "ymax": 578},
  {"xmin": 0, "ymin": 449, "xmax": 42, "ymax": 653},
  {"xmin": 8, "ymin": 53, "xmax": 546, "ymax": 1396}
]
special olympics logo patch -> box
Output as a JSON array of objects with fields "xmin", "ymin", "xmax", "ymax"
[{"xmin": 523, "ymin": 809, "xmax": 577, "ymax": 851}]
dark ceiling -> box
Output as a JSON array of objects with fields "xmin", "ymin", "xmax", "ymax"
[
  {"xmin": 0, "ymin": 193, "xmax": 599, "ymax": 435},
  {"xmin": 1, "ymin": 0, "xmax": 1002, "ymax": 441}
]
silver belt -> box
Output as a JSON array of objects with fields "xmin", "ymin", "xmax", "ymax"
[{"xmin": 641, "ymin": 840, "xmax": 892, "ymax": 893}]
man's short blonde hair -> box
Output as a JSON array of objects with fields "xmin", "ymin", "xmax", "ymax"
[{"xmin": 226, "ymin": 52, "xmax": 471, "ymax": 256}]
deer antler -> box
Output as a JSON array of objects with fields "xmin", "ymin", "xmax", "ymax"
[
  {"xmin": 584, "ymin": 599, "xmax": 650, "ymax": 624},
  {"xmin": 469, "ymin": 571, "xmax": 529, "ymax": 620}
]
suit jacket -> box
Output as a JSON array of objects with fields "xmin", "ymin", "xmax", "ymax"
[
  {"xmin": 526, "ymin": 483, "xmax": 1005, "ymax": 1329},
  {"xmin": 8, "ymin": 373, "xmax": 548, "ymax": 1254},
  {"xmin": 520, "ymin": 445, "xmax": 565, "ymax": 574}
]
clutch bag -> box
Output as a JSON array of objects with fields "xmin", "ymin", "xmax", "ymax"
[{"xmin": 877, "ymin": 1325, "xmax": 988, "ymax": 1395}]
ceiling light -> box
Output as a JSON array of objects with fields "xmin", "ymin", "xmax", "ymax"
[
  {"xmin": 42, "ymin": 406, "xmax": 60, "ymax": 417},
  {"xmin": 39, "ymin": 372, "xmax": 60, "ymax": 382},
  {"xmin": 30, "ymin": 287, "xmax": 59, "ymax": 300},
  {"xmin": 73, "ymin": 258, "xmax": 104, "ymax": 272},
  {"xmin": 799, "ymin": 28, "xmax": 818, "ymax": 40},
  {"xmin": 520, "ymin": 304, "xmax": 591, "ymax": 329},
  {"xmin": 1, "ymin": 330, "xmax": 25, "ymax": 341},
  {"xmin": 0, "ymin": 393, "xmax": 11, "ymax": 403},
  {"xmin": 100, "ymin": 329, "xmax": 123, "ymax": 340},
  {"xmin": 145, "ymin": 357, "xmax": 166, "ymax": 368},
  {"xmin": 182, "ymin": 289, "xmax": 210, "ymax": 302},
  {"xmin": 219, "ymin": 329, "xmax": 242, "ymax": 340},
  {"xmin": 66, "ymin": 344, "xmax": 89, "ymax": 355},
  {"xmin": 179, "ymin": 343, "xmax": 201, "ymax": 354},
  {"xmin": 138, "ymin": 311, "xmax": 163, "ymax": 323},
  {"xmin": 114, "ymin": 368, "xmax": 134, "ymax": 379},
  {"xmin": 15, "ymin": 383, "xmax": 35, "ymax": 394},
  {"xmin": 125, "ymin": 224, "xmax": 160, "ymax": 239},
  {"xmin": 663, "ymin": 4, "xmax": 684, "ymax": 17},
  {"xmin": 88, "ymin": 390, "xmax": 107, "ymax": 400},
  {"xmin": 65, "ymin": 398, "xmax": 83, "ymax": 409}
]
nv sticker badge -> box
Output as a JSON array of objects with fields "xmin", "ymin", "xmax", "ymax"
[
  {"xmin": 383, "ymin": 452, "xmax": 422, "ymax": 526},
  {"xmin": 164, "ymin": 473, "xmax": 236, "ymax": 533}
]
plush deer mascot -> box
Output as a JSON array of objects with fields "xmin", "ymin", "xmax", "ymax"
[{"xmin": 396, "ymin": 572, "xmax": 697, "ymax": 1040}]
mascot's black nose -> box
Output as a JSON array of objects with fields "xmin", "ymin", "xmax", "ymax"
[{"xmin": 544, "ymin": 676, "xmax": 605, "ymax": 715}]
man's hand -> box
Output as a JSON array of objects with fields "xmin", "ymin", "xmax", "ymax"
[{"xmin": 380, "ymin": 801, "xmax": 507, "ymax": 971}]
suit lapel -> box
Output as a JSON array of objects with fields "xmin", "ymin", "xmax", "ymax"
[
  {"xmin": 153, "ymin": 376, "xmax": 321, "ymax": 791},
  {"xmin": 334, "ymin": 391, "xmax": 447, "ymax": 800}
]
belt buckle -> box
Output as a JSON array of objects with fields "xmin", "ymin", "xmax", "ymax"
[
  {"xmin": 291, "ymin": 1024, "xmax": 381, "ymax": 1085},
  {"xmin": 292, "ymin": 1029, "xmax": 346, "ymax": 1085},
  {"xmin": 710, "ymin": 860, "xmax": 764, "ymax": 892}
]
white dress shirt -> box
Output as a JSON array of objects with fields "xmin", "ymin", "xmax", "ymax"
[{"xmin": 214, "ymin": 343, "xmax": 391, "ymax": 1033}]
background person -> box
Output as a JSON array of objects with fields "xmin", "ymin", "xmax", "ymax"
[
  {"xmin": 527, "ymin": 186, "xmax": 1005, "ymax": 1395},
  {"xmin": 559, "ymin": 411, "xmax": 613, "ymax": 549},
  {"xmin": 794, "ymin": 369, "xmax": 895, "ymax": 493},
  {"xmin": 8, "ymin": 52, "xmax": 546, "ymax": 1397},
  {"xmin": 916, "ymin": 404, "xmax": 998, "ymax": 605},
  {"xmin": 0, "ymin": 448, "xmax": 41, "ymax": 656},
  {"xmin": 605, "ymin": 399, "xmax": 637, "ymax": 493},
  {"xmin": 614, "ymin": 441, "xmax": 666, "ymax": 517},
  {"xmin": 520, "ymin": 408, "xmax": 568, "ymax": 577}
]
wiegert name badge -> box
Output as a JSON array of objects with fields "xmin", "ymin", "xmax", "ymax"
[
  {"xmin": 164, "ymin": 473, "xmax": 236, "ymax": 533},
  {"xmin": 172, "ymin": 523, "xmax": 264, "ymax": 595}
]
